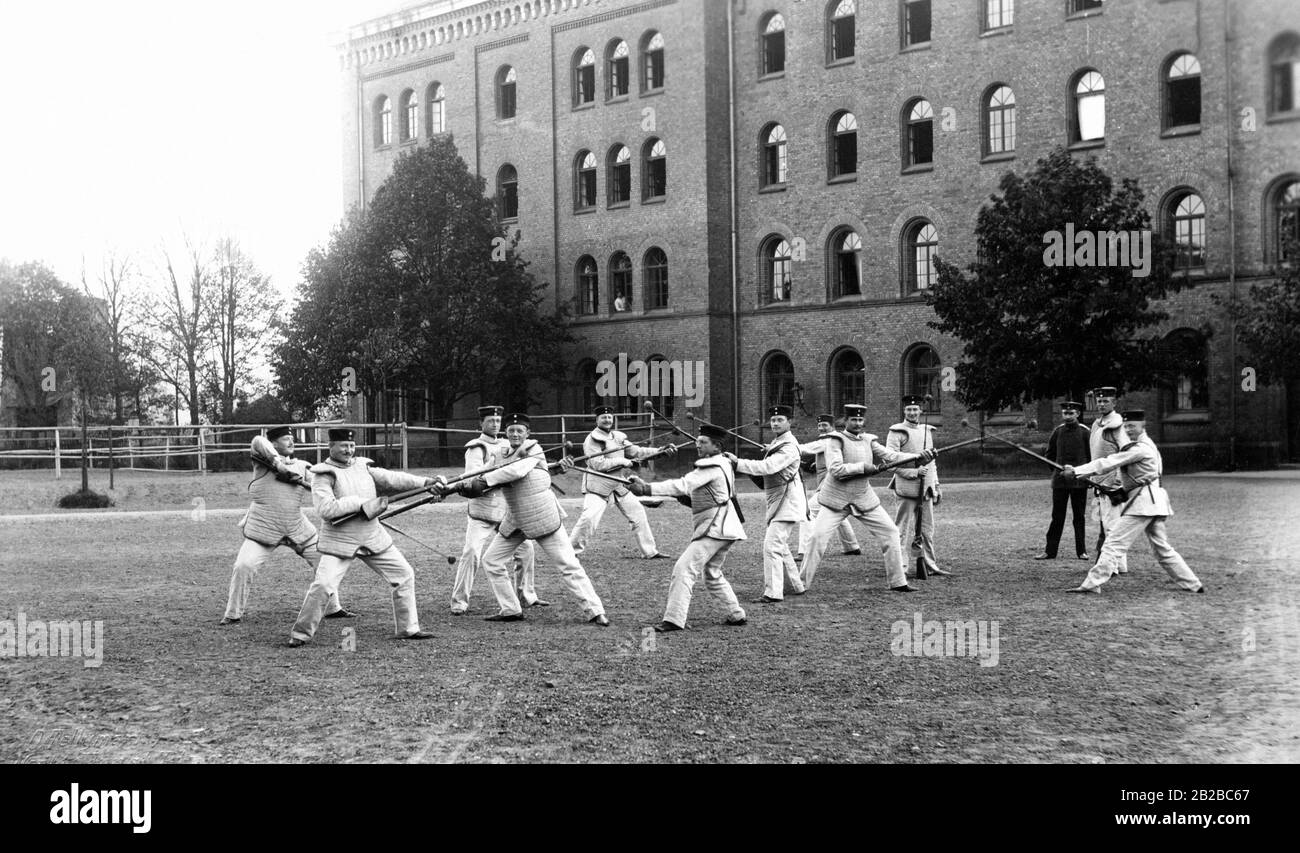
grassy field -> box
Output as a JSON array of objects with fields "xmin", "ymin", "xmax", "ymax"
[{"xmin": 1, "ymin": 468, "xmax": 1297, "ymax": 764}]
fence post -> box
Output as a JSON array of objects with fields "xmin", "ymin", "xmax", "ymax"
[
  {"xmin": 164, "ymin": 435, "xmax": 170, "ymax": 471},
  {"xmin": 198, "ymin": 428, "xmax": 207, "ymax": 473},
  {"xmin": 108, "ymin": 425, "xmax": 114, "ymax": 490},
  {"xmin": 401, "ymin": 422, "xmax": 409, "ymax": 470}
]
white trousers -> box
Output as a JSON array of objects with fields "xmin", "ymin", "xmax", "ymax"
[
  {"xmin": 1079, "ymin": 514, "xmax": 1201, "ymax": 591},
  {"xmin": 481, "ymin": 528, "xmax": 605, "ymax": 619},
  {"xmin": 893, "ymin": 496, "xmax": 939, "ymax": 574},
  {"xmin": 291, "ymin": 547, "xmax": 420, "ymax": 640},
  {"xmin": 450, "ymin": 517, "xmax": 537, "ymax": 612},
  {"xmin": 569, "ymin": 491, "xmax": 658, "ymax": 557},
  {"xmin": 224, "ymin": 538, "xmax": 340, "ymax": 620},
  {"xmin": 662, "ymin": 537, "xmax": 746, "ymax": 628},
  {"xmin": 761, "ymin": 519, "xmax": 805, "ymax": 600},
  {"xmin": 798, "ymin": 489, "xmax": 859, "ymax": 555},
  {"xmin": 801, "ymin": 504, "xmax": 905, "ymax": 589},
  {"xmin": 1095, "ymin": 493, "xmax": 1129, "ymax": 573}
]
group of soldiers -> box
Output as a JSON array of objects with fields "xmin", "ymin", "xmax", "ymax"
[{"xmin": 218, "ymin": 387, "xmax": 1203, "ymax": 647}]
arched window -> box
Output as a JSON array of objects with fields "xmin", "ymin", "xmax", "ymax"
[
  {"xmin": 574, "ymin": 150, "xmax": 597, "ymax": 212},
  {"xmin": 574, "ymin": 48, "xmax": 596, "ymax": 106},
  {"xmin": 610, "ymin": 251, "xmax": 632, "ymax": 312},
  {"xmin": 576, "ymin": 359, "xmax": 600, "ymax": 412},
  {"xmin": 762, "ymin": 123, "xmax": 788, "ymax": 187},
  {"xmin": 608, "ymin": 146, "xmax": 632, "ymax": 206},
  {"xmin": 983, "ymin": 84, "xmax": 1016, "ymax": 155},
  {"xmin": 643, "ymin": 138, "xmax": 666, "ymax": 200},
  {"xmin": 830, "ymin": 349, "xmax": 865, "ymax": 410},
  {"xmin": 642, "ymin": 31, "xmax": 666, "ymax": 91},
  {"xmin": 904, "ymin": 220, "xmax": 939, "ymax": 293},
  {"xmin": 1071, "ymin": 69, "xmax": 1105, "ymax": 142},
  {"xmin": 902, "ymin": 0, "xmax": 931, "ymax": 48},
  {"xmin": 496, "ymin": 66, "xmax": 517, "ymax": 119},
  {"xmin": 1166, "ymin": 190, "xmax": 1206, "ymax": 270},
  {"xmin": 763, "ymin": 353, "xmax": 797, "ymax": 413},
  {"xmin": 497, "ymin": 164, "xmax": 518, "ymax": 221},
  {"xmin": 761, "ymin": 13, "xmax": 786, "ymax": 76},
  {"xmin": 829, "ymin": 229, "xmax": 862, "ymax": 298},
  {"xmin": 1270, "ymin": 33, "xmax": 1300, "ymax": 115},
  {"xmin": 644, "ymin": 247, "xmax": 668, "ymax": 309},
  {"xmin": 1164, "ymin": 52, "xmax": 1202, "ymax": 129},
  {"xmin": 399, "ymin": 89, "xmax": 417, "ymax": 141},
  {"xmin": 426, "ymin": 83, "xmax": 446, "ymax": 135},
  {"xmin": 1161, "ymin": 329, "xmax": 1210, "ymax": 411},
  {"xmin": 828, "ymin": 0, "xmax": 855, "ymax": 62},
  {"xmin": 761, "ymin": 235, "xmax": 793, "ymax": 304},
  {"xmin": 828, "ymin": 111, "xmax": 858, "ymax": 178},
  {"xmin": 647, "ymin": 354, "xmax": 676, "ymax": 419},
  {"xmin": 1272, "ymin": 179, "xmax": 1300, "ymax": 262},
  {"xmin": 375, "ymin": 95, "xmax": 392, "ymax": 147},
  {"xmin": 902, "ymin": 345, "xmax": 941, "ymax": 412},
  {"xmin": 984, "ymin": 0, "xmax": 1013, "ymax": 31},
  {"xmin": 607, "ymin": 39, "xmax": 630, "ymax": 99},
  {"xmin": 576, "ymin": 256, "xmax": 599, "ymax": 315},
  {"xmin": 905, "ymin": 98, "xmax": 935, "ymax": 167}
]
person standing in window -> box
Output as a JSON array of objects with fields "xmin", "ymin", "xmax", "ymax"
[{"xmin": 1034, "ymin": 401, "xmax": 1092, "ymax": 561}]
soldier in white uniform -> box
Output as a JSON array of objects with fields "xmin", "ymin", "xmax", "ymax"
[
  {"xmin": 443, "ymin": 413, "xmax": 609, "ymax": 626},
  {"xmin": 1062, "ymin": 410, "xmax": 1204, "ymax": 594},
  {"xmin": 627, "ymin": 423, "xmax": 748, "ymax": 632},
  {"xmin": 288, "ymin": 428, "xmax": 438, "ymax": 646},
  {"xmin": 800, "ymin": 404, "xmax": 934, "ymax": 593},
  {"xmin": 1088, "ymin": 386, "xmax": 1129, "ymax": 575},
  {"xmin": 726, "ymin": 405, "xmax": 807, "ymax": 603},
  {"xmin": 887, "ymin": 395, "xmax": 949, "ymax": 578},
  {"xmin": 567, "ymin": 405, "xmax": 670, "ymax": 559},
  {"xmin": 796, "ymin": 413, "xmax": 861, "ymax": 561},
  {"xmin": 448, "ymin": 406, "xmax": 541, "ymax": 615},
  {"xmin": 221, "ymin": 426, "xmax": 354, "ymax": 625}
]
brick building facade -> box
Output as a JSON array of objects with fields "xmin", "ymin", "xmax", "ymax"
[{"xmin": 337, "ymin": 0, "xmax": 1299, "ymax": 468}]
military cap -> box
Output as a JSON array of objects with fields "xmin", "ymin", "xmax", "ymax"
[
  {"xmin": 901, "ymin": 394, "xmax": 926, "ymax": 407},
  {"xmin": 843, "ymin": 404, "xmax": 868, "ymax": 417},
  {"xmin": 477, "ymin": 405, "xmax": 504, "ymax": 418},
  {"xmin": 1060, "ymin": 401, "xmax": 1084, "ymax": 411},
  {"xmin": 767, "ymin": 405, "xmax": 793, "ymax": 418},
  {"xmin": 1093, "ymin": 386, "xmax": 1119, "ymax": 398},
  {"xmin": 815, "ymin": 413, "xmax": 835, "ymax": 426},
  {"xmin": 503, "ymin": 413, "xmax": 531, "ymax": 427},
  {"xmin": 327, "ymin": 428, "xmax": 354, "ymax": 442},
  {"xmin": 1121, "ymin": 409, "xmax": 1146, "ymax": 422},
  {"xmin": 593, "ymin": 405, "xmax": 616, "ymax": 416},
  {"xmin": 698, "ymin": 423, "xmax": 730, "ymax": 443},
  {"xmin": 266, "ymin": 426, "xmax": 292, "ymax": 441}
]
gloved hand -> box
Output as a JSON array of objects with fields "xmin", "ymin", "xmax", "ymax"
[
  {"xmin": 860, "ymin": 463, "xmax": 879, "ymax": 477},
  {"xmin": 559, "ymin": 455, "xmax": 576, "ymax": 472},
  {"xmin": 626, "ymin": 476, "xmax": 650, "ymax": 497},
  {"xmin": 800, "ymin": 458, "xmax": 816, "ymax": 474},
  {"xmin": 430, "ymin": 476, "xmax": 450, "ymax": 496},
  {"xmin": 932, "ymin": 486, "xmax": 943, "ymax": 507},
  {"xmin": 661, "ymin": 444, "xmax": 677, "ymax": 457},
  {"xmin": 1061, "ymin": 466, "xmax": 1077, "ymax": 481},
  {"xmin": 361, "ymin": 496, "xmax": 389, "ymax": 519},
  {"xmin": 460, "ymin": 476, "xmax": 489, "ymax": 499}
]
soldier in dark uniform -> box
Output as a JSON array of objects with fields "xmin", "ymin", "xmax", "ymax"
[{"xmin": 1034, "ymin": 401, "xmax": 1092, "ymax": 560}]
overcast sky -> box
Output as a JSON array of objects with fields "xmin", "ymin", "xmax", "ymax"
[{"xmin": 0, "ymin": 0, "xmax": 403, "ymax": 294}]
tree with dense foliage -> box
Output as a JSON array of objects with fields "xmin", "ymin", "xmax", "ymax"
[
  {"xmin": 275, "ymin": 135, "xmax": 572, "ymax": 434},
  {"xmin": 929, "ymin": 148, "xmax": 1197, "ymax": 410}
]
